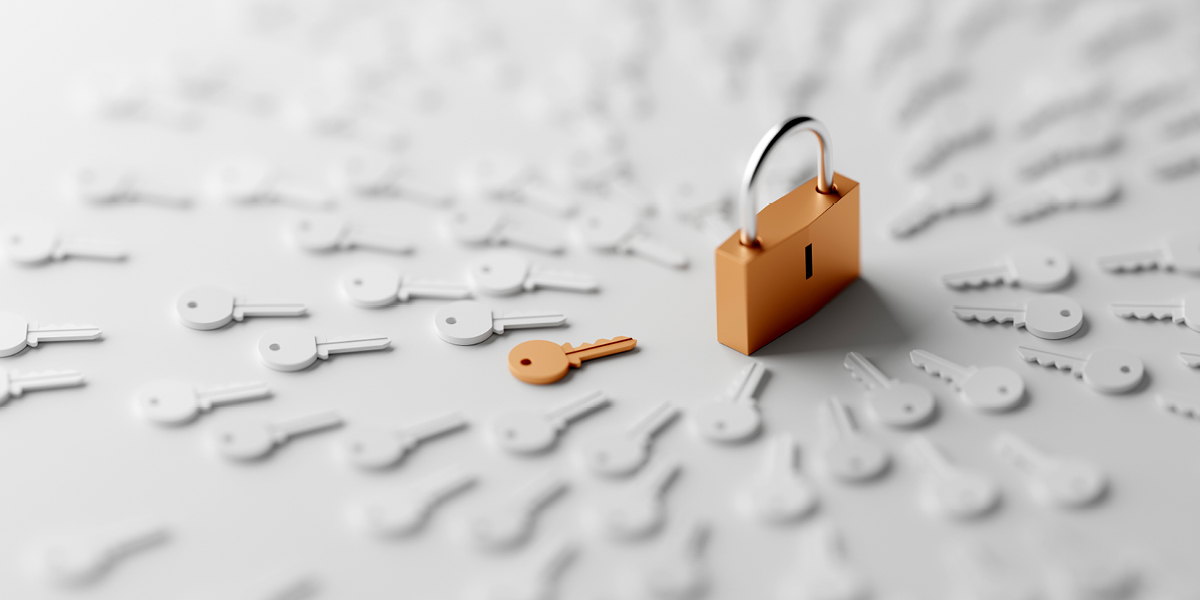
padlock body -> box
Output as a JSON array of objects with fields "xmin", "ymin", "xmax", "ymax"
[{"xmin": 715, "ymin": 173, "xmax": 860, "ymax": 355}]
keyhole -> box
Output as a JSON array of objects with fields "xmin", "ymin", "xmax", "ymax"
[
  {"xmin": 505, "ymin": 429, "xmax": 516, "ymax": 439},
  {"xmin": 714, "ymin": 420, "xmax": 725, "ymax": 430},
  {"xmin": 10, "ymin": 235, "xmax": 20, "ymax": 244},
  {"xmin": 187, "ymin": 301, "xmax": 197, "ymax": 308},
  {"xmin": 903, "ymin": 404, "xmax": 913, "ymax": 412},
  {"xmin": 998, "ymin": 386, "xmax": 1008, "ymax": 394},
  {"xmin": 223, "ymin": 433, "xmax": 235, "ymax": 443},
  {"xmin": 520, "ymin": 358, "xmax": 531, "ymax": 366},
  {"xmin": 353, "ymin": 443, "xmax": 363, "ymax": 453},
  {"xmin": 1060, "ymin": 309, "xmax": 1071, "ymax": 317},
  {"xmin": 148, "ymin": 397, "xmax": 159, "ymax": 405},
  {"xmin": 480, "ymin": 265, "xmax": 491, "ymax": 273},
  {"xmin": 1120, "ymin": 365, "xmax": 1130, "ymax": 373},
  {"xmin": 298, "ymin": 220, "xmax": 310, "ymax": 230},
  {"xmin": 1046, "ymin": 258, "xmax": 1055, "ymax": 265},
  {"xmin": 353, "ymin": 279, "xmax": 363, "ymax": 286},
  {"xmin": 446, "ymin": 317, "xmax": 457, "ymax": 325},
  {"xmin": 595, "ymin": 452, "xmax": 608, "ymax": 464},
  {"xmin": 269, "ymin": 343, "xmax": 281, "ymax": 351}
]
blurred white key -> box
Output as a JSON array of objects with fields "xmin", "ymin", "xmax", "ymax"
[
  {"xmin": 287, "ymin": 215, "xmax": 413, "ymax": 254},
  {"xmin": 350, "ymin": 466, "xmax": 477, "ymax": 537},
  {"xmin": 691, "ymin": 361, "xmax": 766, "ymax": 444},
  {"xmin": 942, "ymin": 541, "xmax": 1039, "ymax": 600},
  {"xmin": 1013, "ymin": 73, "xmax": 1108, "ymax": 137},
  {"xmin": 577, "ymin": 205, "xmax": 688, "ymax": 269},
  {"xmin": 458, "ymin": 156, "xmax": 535, "ymax": 200},
  {"xmin": 446, "ymin": 204, "xmax": 565, "ymax": 254},
  {"xmin": 1110, "ymin": 292, "xmax": 1200, "ymax": 332},
  {"xmin": 579, "ymin": 401, "xmax": 678, "ymax": 477},
  {"xmin": 134, "ymin": 379, "xmax": 270, "ymax": 426},
  {"xmin": 4, "ymin": 222, "xmax": 127, "ymax": 265},
  {"xmin": 993, "ymin": 432, "xmax": 1107, "ymax": 509},
  {"xmin": 176, "ymin": 285, "xmax": 306, "ymax": 330},
  {"xmin": 1157, "ymin": 390, "xmax": 1200, "ymax": 420},
  {"xmin": 1097, "ymin": 233, "xmax": 1200, "ymax": 275},
  {"xmin": 776, "ymin": 523, "xmax": 871, "ymax": 600},
  {"xmin": 340, "ymin": 411, "xmax": 468, "ymax": 469},
  {"xmin": 952, "ymin": 294, "xmax": 1084, "ymax": 340},
  {"xmin": 843, "ymin": 352, "xmax": 937, "ymax": 428},
  {"xmin": 341, "ymin": 264, "xmax": 472, "ymax": 308},
  {"xmin": 222, "ymin": 569, "xmax": 319, "ymax": 600},
  {"xmin": 475, "ymin": 539, "xmax": 578, "ymax": 600},
  {"xmin": 942, "ymin": 246, "xmax": 1072, "ymax": 291},
  {"xmin": 468, "ymin": 252, "xmax": 599, "ymax": 296},
  {"xmin": 1006, "ymin": 165, "xmax": 1121, "ymax": 223},
  {"xmin": 905, "ymin": 104, "xmax": 993, "ymax": 175},
  {"xmin": 593, "ymin": 460, "xmax": 682, "ymax": 541},
  {"xmin": 738, "ymin": 433, "xmax": 818, "ymax": 524},
  {"xmin": 1150, "ymin": 142, "xmax": 1200, "ymax": 180},
  {"xmin": 817, "ymin": 396, "xmax": 890, "ymax": 483},
  {"xmin": 490, "ymin": 390, "xmax": 611, "ymax": 454},
  {"xmin": 637, "ymin": 518, "xmax": 710, "ymax": 600},
  {"xmin": 1181, "ymin": 352, "xmax": 1200, "ymax": 369},
  {"xmin": 911, "ymin": 350, "xmax": 1026, "ymax": 412},
  {"xmin": 257, "ymin": 327, "xmax": 390, "ymax": 371},
  {"xmin": 468, "ymin": 471, "xmax": 569, "ymax": 552},
  {"xmin": 909, "ymin": 436, "xmax": 1001, "ymax": 520},
  {"xmin": 1016, "ymin": 117, "xmax": 1121, "ymax": 179},
  {"xmin": 212, "ymin": 410, "xmax": 343, "ymax": 461},
  {"xmin": 1017, "ymin": 346, "xmax": 1144, "ymax": 394},
  {"xmin": 0, "ymin": 367, "xmax": 84, "ymax": 405},
  {"xmin": 890, "ymin": 171, "xmax": 990, "ymax": 238},
  {"xmin": 332, "ymin": 156, "xmax": 451, "ymax": 206},
  {"xmin": 33, "ymin": 519, "xmax": 169, "ymax": 588},
  {"xmin": 0, "ymin": 312, "xmax": 101, "ymax": 358},
  {"xmin": 208, "ymin": 164, "xmax": 335, "ymax": 210},
  {"xmin": 435, "ymin": 300, "xmax": 565, "ymax": 346},
  {"xmin": 1032, "ymin": 526, "xmax": 1141, "ymax": 600},
  {"xmin": 64, "ymin": 167, "xmax": 192, "ymax": 207}
]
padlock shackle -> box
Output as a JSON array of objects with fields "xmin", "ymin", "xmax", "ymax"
[{"xmin": 738, "ymin": 116, "xmax": 834, "ymax": 247}]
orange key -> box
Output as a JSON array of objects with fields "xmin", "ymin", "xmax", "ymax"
[{"xmin": 508, "ymin": 336, "xmax": 638, "ymax": 384}]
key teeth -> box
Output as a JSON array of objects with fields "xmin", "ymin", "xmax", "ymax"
[
  {"xmin": 1158, "ymin": 393, "xmax": 1200, "ymax": 419},
  {"xmin": 1180, "ymin": 353, "xmax": 1200, "ymax": 368},
  {"xmin": 1112, "ymin": 307, "xmax": 1176, "ymax": 320},
  {"xmin": 1017, "ymin": 349, "xmax": 1074, "ymax": 372},
  {"xmin": 911, "ymin": 357, "xmax": 956, "ymax": 383},
  {"xmin": 1099, "ymin": 258, "xmax": 1159, "ymax": 273},
  {"xmin": 953, "ymin": 309, "xmax": 1017, "ymax": 324},
  {"xmin": 943, "ymin": 273, "xmax": 1007, "ymax": 289}
]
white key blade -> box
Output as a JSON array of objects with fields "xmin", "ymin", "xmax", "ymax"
[
  {"xmin": 843, "ymin": 352, "xmax": 894, "ymax": 391},
  {"xmin": 908, "ymin": 436, "xmax": 956, "ymax": 475},
  {"xmin": 274, "ymin": 410, "xmax": 343, "ymax": 440},
  {"xmin": 414, "ymin": 466, "xmax": 478, "ymax": 505},
  {"xmin": 546, "ymin": 390, "xmax": 610, "ymax": 425},
  {"xmin": 823, "ymin": 396, "xmax": 858, "ymax": 437},
  {"xmin": 491, "ymin": 311, "xmax": 566, "ymax": 333},
  {"xmin": 525, "ymin": 269, "xmax": 600, "ymax": 293},
  {"xmin": 1180, "ymin": 352, "xmax": 1200, "ymax": 368},
  {"xmin": 910, "ymin": 350, "xmax": 973, "ymax": 386},
  {"xmin": 528, "ymin": 539, "xmax": 579, "ymax": 590},
  {"xmin": 1157, "ymin": 391, "xmax": 1200, "ymax": 419},
  {"xmin": 401, "ymin": 412, "xmax": 468, "ymax": 442},
  {"xmin": 1096, "ymin": 248, "xmax": 1165, "ymax": 272},
  {"xmin": 627, "ymin": 401, "xmax": 679, "ymax": 442},
  {"xmin": 622, "ymin": 235, "xmax": 689, "ymax": 269},
  {"xmin": 8, "ymin": 369, "xmax": 85, "ymax": 395},
  {"xmin": 1016, "ymin": 346, "xmax": 1086, "ymax": 375},
  {"xmin": 344, "ymin": 230, "xmax": 415, "ymax": 254},
  {"xmin": 993, "ymin": 432, "xmax": 1052, "ymax": 477},
  {"xmin": 398, "ymin": 279, "xmax": 472, "ymax": 301},
  {"xmin": 196, "ymin": 382, "xmax": 272, "ymax": 408},
  {"xmin": 1110, "ymin": 303, "xmax": 1184, "ymax": 322},
  {"xmin": 952, "ymin": 305, "xmax": 1027, "ymax": 327},
  {"xmin": 272, "ymin": 182, "xmax": 337, "ymax": 210},
  {"xmin": 1004, "ymin": 188, "xmax": 1060, "ymax": 223},
  {"xmin": 889, "ymin": 201, "xmax": 939, "ymax": 238},
  {"xmin": 724, "ymin": 360, "xmax": 766, "ymax": 405},
  {"xmin": 27, "ymin": 324, "xmax": 103, "ymax": 344},
  {"xmin": 55, "ymin": 239, "xmax": 128, "ymax": 261},
  {"xmin": 315, "ymin": 335, "xmax": 390, "ymax": 357},
  {"xmin": 496, "ymin": 226, "xmax": 566, "ymax": 254},
  {"xmin": 511, "ymin": 472, "xmax": 569, "ymax": 514},
  {"xmin": 234, "ymin": 301, "xmax": 307, "ymax": 319},
  {"xmin": 765, "ymin": 433, "xmax": 798, "ymax": 477},
  {"xmin": 942, "ymin": 265, "xmax": 1013, "ymax": 289}
]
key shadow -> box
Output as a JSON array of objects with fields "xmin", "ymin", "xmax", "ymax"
[{"xmin": 753, "ymin": 279, "xmax": 909, "ymax": 356}]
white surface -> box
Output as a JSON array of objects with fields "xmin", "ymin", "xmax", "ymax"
[{"xmin": 1, "ymin": 0, "xmax": 1200, "ymax": 598}]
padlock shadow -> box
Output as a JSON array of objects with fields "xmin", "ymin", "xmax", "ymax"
[{"xmin": 753, "ymin": 279, "xmax": 908, "ymax": 356}]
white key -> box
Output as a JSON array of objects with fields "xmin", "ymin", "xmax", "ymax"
[
  {"xmin": 476, "ymin": 539, "xmax": 578, "ymax": 600},
  {"xmin": 910, "ymin": 349, "xmax": 1025, "ymax": 412},
  {"xmin": 257, "ymin": 327, "xmax": 390, "ymax": 372},
  {"xmin": 435, "ymin": 300, "xmax": 565, "ymax": 346},
  {"xmin": 517, "ymin": 177, "xmax": 581, "ymax": 217},
  {"xmin": 134, "ymin": 380, "xmax": 270, "ymax": 426},
  {"xmin": 1161, "ymin": 105, "xmax": 1200, "ymax": 139},
  {"xmin": 1150, "ymin": 142, "xmax": 1200, "ymax": 181},
  {"xmin": 1157, "ymin": 390, "xmax": 1200, "ymax": 421},
  {"xmin": 490, "ymin": 390, "xmax": 611, "ymax": 454},
  {"xmin": 952, "ymin": 294, "xmax": 1084, "ymax": 340},
  {"xmin": 943, "ymin": 542, "xmax": 1040, "ymax": 600},
  {"xmin": 212, "ymin": 410, "xmax": 343, "ymax": 461},
  {"xmin": 942, "ymin": 246, "xmax": 1072, "ymax": 291},
  {"xmin": 458, "ymin": 156, "xmax": 534, "ymax": 200},
  {"xmin": 1016, "ymin": 346, "xmax": 1144, "ymax": 394},
  {"xmin": 0, "ymin": 313, "xmax": 102, "ymax": 358},
  {"xmin": 817, "ymin": 396, "xmax": 890, "ymax": 483},
  {"xmin": 0, "ymin": 368, "xmax": 84, "ymax": 405},
  {"xmin": 579, "ymin": 401, "xmax": 679, "ymax": 477},
  {"xmin": 691, "ymin": 360, "xmax": 766, "ymax": 444},
  {"xmin": 468, "ymin": 253, "xmax": 599, "ymax": 296},
  {"xmin": 1014, "ymin": 74, "xmax": 1108, "ymax": 138},
  {"xmin": 350, "ymin": 466, "xmax": 477, "ymax": 537},
  {"xmin": 738, "ymin": 434, "xmax": 819, "ymax": 525},
  {"xmin": 468, "ymin": 471, "xmax": 569, "ymax": 551},
  {"xmin": 843, "ymin": 352, "xmax": 937, "ymax": 428},
  {"xmin": 340, "ymin": 264, "xmax": 472, "ymax": 308},
  {"xmin": 4, "ymin": 222, "xmax": 127, "ymax": 265},
  {"xmin": 287, "ymin": 216, "xmax": 413, "ymax": 254},
  {"xmin": 332, "ymin": 156, "xmax": 452, "ymax": 206},
  {"xmin": 577, "ymin": 205, "xmax": 688, "ymax": 269},
  {"xmin": 208, "ymin": 164, "xmax": 335, "ymax": 210},
  {"xmin": 340, "ymin": 411, "xmax": 468, "ymax": 469},
  {"xmin": 1016, "ymin": 117, "xmax": 1121, "ymax": 179},
  {"xmin": 1097, "ymin": 233, "xmax": 1200, "ymax": 275},
  {"xmin": 905, "ymin": 105, "xmax": 993, "ymax": 175},
  {"xmin": 64, "ymin": 167, "xmax": 192, "ymax": 207},
  {"xmin": 176, "ymin": 285, "xmax": 306, "ymax": 331},
  {"xmin": 993, "ymin": 432, "xmax": 1107, "ymax": 509},
  {"xmin": 34, "ymin": 519, "xmax": 169, "ymax": 587},
  {"xmin": 909, "ymin": 436, "xmax": 1000, "ymax": 520},
  {"xmin": 638, "ymin": 519, "xmax": 710, "ymax": 600},
  {"xmin": 446, "ymin": 204, "xmax": 565, "ymax": 254},
  {"xmin": 776, "ymin": 523, "xmax": 870, "ymax": 600},
  {"xmin": 890, "ymin": 171, "xmax": 990, "ymax": 238},
  {"xmin": 1033, "ymin": 526, "xmax": 1140, "ymax": 600},
  {"xmin": 1181, "ymin": 352, "xmax": 1200, "ymax": 368},
  {"xmin": 1006, "ymin": 165, "xmax": 1121, "ymax": 223},
  {"xmin": 593, "ymin": 460, "xmax": 682, "ymax": 541},
  {"xmin": 1111, "ymin": 292, "xmax": 1200, "ymax": 332}
]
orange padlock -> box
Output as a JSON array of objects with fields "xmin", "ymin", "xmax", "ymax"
[{"xmin": 715, "ymin": 116, "xmax": 860, "ymax": 355}]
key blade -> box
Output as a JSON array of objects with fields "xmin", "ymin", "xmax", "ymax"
[
  {"xmin": 562, "ymin": 336, "xmax": 636, "ymax": 366},
  {"xmin": 910, "ymin": 350, "xmax": 972, "ymax": 385},
  {"xmin": 398, "ymin": 279, "xmax": 473, "ymax": 301},
  {"xmin": 316, "ymin": 335, "xmax": 391, "ymax": 357},
  {"xmin": 526, "ymin": 269, "xmax": 599, "ymax": 293},
  {"xmin": 274, "ymin": 410, "xmax": 343, "ymax": 439},
  {"xmin": 942, "ymin": 266, "xmax": 1012, "ymax": 289},
  {"xmin": 345, "ymin": 231, "xmax": 415, "ymax": 254},
  {"xmin": 1158, "ymin": 391, "xmax": 1200, "ymax": 419},
  {"xmin": 1016, "ymin": 347, "xmax": 1085, "ymax": 374},
  {"xmin": 1180, "ymin": 352, "xmax": 1200, "ymax": 368},
  {"xmin": 1096, "ymin": 249, "xmax": 1164, "ymax": 273},
  {"xmin": 889, "ymin": 201, "xmax": 939, "ymax": 238},
  {"xmin": 492, "ymin": 312, "xmax": 567, "ymax": 333},
  {"xmin": 992, "ymin": 431, "xmax": 1050, "ymax": 476},
  {"xmin": 234, "ymin": 302, "xmax": 307, "ymax": 319},
  {"xmin": 511, "ymin": 472, "xmax": 569, "ymax": 512},
  {"xmin": 8, "ymin": 369, "xmax": 85, "ymax": 396},
  {"xmin": 28, "ymin": 324, "xmax": 102, "ymax": 344},
  {"xmin": 622, "ymin": 235, "xmax": 689, "ymax": 269},
  {"xmin": 1111, "ymin": 303, "xmax": 1183, "ymax": 322},
  {"xmin": 415, "ymin": 466, "xmax": 478, "ymax": 503},
  {"xmin": 196, "ymin": 382, "xmax": 272, "ymax": 408},
  {"xmin": 627, "ymin": 401, "xmax": 680, "ymax": 441},
  {"xmin": 497, "ymin": 227, "xmax": 566, "ymax": 254},
  {"xmin": 952, "ymin": 305, "xmax": 1027, "ymax": 327},
  {"xmin": 724, "ymin": 360, "xmax": 766, "ymax": 404},
  {"xmin": 547, "ymin": 390, "xmax": 610, "ymax": 424},
  {"xmin": 55, "ymin": 240, "xmax": 128, "ymax": 261},
  {"xmin": 843, "ymin": 352, "xmax": 892, "ymax": 391},
  {"xmin": 402, "ymin": 412, "xmax": 469, "ymax": 442}
]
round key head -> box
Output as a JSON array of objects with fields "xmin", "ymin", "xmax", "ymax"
[
  {"xmin": 577, "ymin": 206, "xmax": 637, "ymax": 250},
  {"xmin": 1059, "ymin": 165, "xmax": 1119, "ymax": 206},
  {"xmin": 490, "ymin": 410, "xmax": 557, "ymax": 454},
  {"xmin": 467, "ymin": 253, "xmax": 531, "ymax": 296},
  {"xmin": 340, "ymin": 264, "xmax": 402, "ymax": 308},
  {"xmin": 434, "ymin": 301, "xmax": 495, "ymax": 345},
  {"xmin": 340, "ymin": 427, "xmax": 404, "ymax": 469},
  {"xmin": 351, "ymin": 500, "xmax": 427, "ymax": 537},
  {"xmin": 133, "ymin": 380, "xmax": 201, "ymax": 425},
  {"xmin": 599, "ymin": 498, "xmax": 664, "ymax": 540},
  {"xmin": 942, "ymin": 171, "xmax": 990, "ymax": 209},
  {"xmin": 1165, "ymin": 233, "xmax": 1200, "ymax": 275},
  {"xmin": 920, "ymin": 473, "xmax": 1000, "ymax": 519},
  {"xmin": 1023, "ymin": 295, "xmax": 1084, "ymax": 340},
  {"xmin": 1006, "ymin": 246, "xmax": 1072, "ymax": 291},
  {"xmin": 1036, "ymin": 461, "xmax": 1108, "ymax": 508},
  {"xmin": 209, "ymin": 164, "xmax": 274, "ymax": 202},
  {"xmin": 257, "ymin": 327, "xmax": 319, "ymax": 372},
  {"xmin": 580, "ymin": 437, "xmax": 647, "ymax": 477},
  {"xmin": 868, "ymin": 383, "xmax": 938, "ymax": 428},
  {"xmin": 0, "ymin": 312, "xmax": 31, "ymax": 357},
  {"xmin": 822, "ymin": 439, "xmax": 890, "ymax": 482},
  {"xmin": 67, "ymin": 167, "xmax": 134, "ymax": 204},
  {"xmin": 212, "ymin": 422, "xmax": 276, "ymax": 461},
  {"xmin": 741, "ymin": 479, "xmax": 819, "ymax": 524},
  {"xmin": 961, "ymin": 366, "xmax": 1025, "ymax": 411},
  {"xmin": 469, "ymin": 511, "xmax": 531, "ymax": 551},
  {"xmin": 289, "ymin": 216, "xmax": 346, "ymax": 252},
  {"xmin": 446, "ymin": 205, "xmax": 503, "ymax": 245},
  {"xmin": 690, "ymin": 401, "xmax": 761, "ymax": 443},
  {"xmin": 37, "ymin": 542, "xmax": 110, "ymax": 587},
  {"xmin": 507, "ymin": 340, "xmax": 570, "ymax": 385},
  {"xmin": 4, "ymin": 223, "xmax": 59, "ymax": 265},
  {"xmin": 1183, "ymin": 291, "xmax": 1200, "ymax": 332},
  {"xmin": 176, "ymin": 285, "xmax": 237, "ymax": 330},
  {"xmin": 1080, "ymin": 348, "xmax": 1144, "ymax": 394}
]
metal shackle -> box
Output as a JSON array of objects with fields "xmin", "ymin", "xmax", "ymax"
[{"xmin": 738, "ymin": 116, "xmax": 835, "ymax": 247}]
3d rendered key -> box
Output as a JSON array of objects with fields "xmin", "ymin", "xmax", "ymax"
[
  {"xmin": 817, "ymin": 396, "xmax": 891, "ymax": 483},
  {"xmin": 287, "ymin": 215, "xmax": 413, "ymax": 254},
  {"xmin": 739, "ymin": 433, "xmax": 819, "ymax": 525},
  {"xmin": 1181, "ymin": 352, "xmax": 1200, "ymax": 368},
  {"xmin": 637, "ymin": 518, "xmax": 711, "ymax": 600},
  {"xmin": 0, "ymin": 367, "xmax": 84, "ymax": 405},
  {"xmin": 593, "ymin": 460, "xmax": 682, "ymax": 541},
  {"xmin": 333, "ymin": 155, "xmax": 451, "ymax": 205},
  {"xmin": 1016, "ymin": 346, "xmax": 1144, "ymax": 394},
  {"xmin": 467, "ymin": 471, "xmax": 569, "ymax": 551},
  {"xmin": 776, "ymin": 523, "xmax": 871, "ymax": 600},
  {"xmin": 941, "ymin": 246, "xmax": 1072, "ymax": 291},
  {"xmin": 890, "ymin": 171, "xmax": 990, "ymax": 238},
  {"xmin": 843, "ymin": 352, "xmax": 937, "ymax": 428},
  {"xmin": 952, "ymin": 294, "xmax": 1084, "ymax": 339},
  {"xmin": 993, "ymin": 432, "xmax": 1107, "ymax": 509},
  {"xmin": 911, "ymin": 350, "xmax": 1025, "ymax": 412},
  {"xmin": 257, "ymin": 326, "xmax": 390, "ymax": 371},
  {"xmin": 208, "ymin": 163, "xmax": 334, "ymax": 209},
  {"xmin": 340, "ymin": 264, "xmax": 472, "ymax": 308},
  {"xmin": 33, "ymin": 519, "xmax": 169, "ymax": 588},
  {"xmin": 0, "ymin": 312, "xmax": 101, "ymax": 358},
  {"xmin": 211, "ymin": 410, "xmax": 343, "ymax": 461},
  {"xmin": 434, "ymin": 300, "xmax": 565, "ymax": 346},
  {"xmin": 1097, "ymin": 233, "xmax": 1200, "ymax": 275},
  {"xmin": 577, "ymin": 204, "xmax": 688, "ymax": 269},
  {"xmin": 133, "ymin": 379, "xmax": 270, "ymax": 425},
  {"xmin": 467, "ymin": 252, "xmax": 599, "ymax": 296},
  {"xmin": 65, "ymin": 167, "xmax": 191, "ymax": 207},
  {"xmin": 340, "ymin": 411, "xmax": 468, "ymax": 469},
  {"xmin": 176, "ymin": 285, "xmax": 306, "ymax": 330},
  {"xmin": 691, "ymin": 360, "xmax": 767, "ymax": 444},
  {"xmin": 579, "ymin": 401, "xmax": 679, "ymax": 477},
  {"xmin": 446, "ymin": 204, "xmax": 564, "ymax": 254},
  {"xmin": 507, "ymin": 336, "xmax": 637, "ymax": 384},
  {"xmin": 4, "ymin": 222, "xmax": 127, "ymax": 265},
  {"xmin": 490, "ymin": 390, "xmax": 611, "ymax": 454},
  {"xmin": 909, "ymin": 436, "xmax": 1001, "ymax": 521},
  {"xmin": 350, "ymin": 466, "xmax": 477, "ymax": 538},
  {"xmin": 1111, "ymin": 291, "xmax": 1200, "ymax": 332}
]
